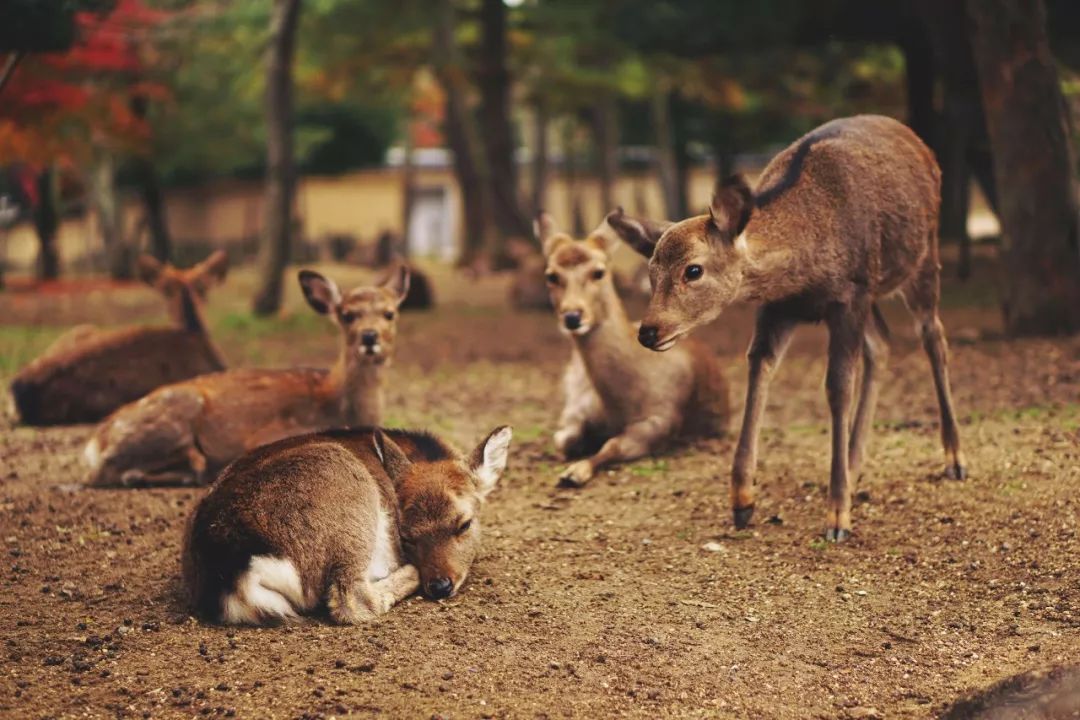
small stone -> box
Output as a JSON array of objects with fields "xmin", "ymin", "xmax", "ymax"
[{"xmin": 701, "ymin": 541, "xmax": 726, "ymax": 553}]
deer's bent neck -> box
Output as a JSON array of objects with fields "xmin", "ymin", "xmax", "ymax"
[
  {"xmin": 571, "ymin": 289, "xmax": 640, "ymax": 394},
  {"xmin": 325, "ymin": 353, "xmax": 385, "ymax": 427},
  {"xmin": 177, "ymin": 286, "xmax": 227, "ymax": 369}
]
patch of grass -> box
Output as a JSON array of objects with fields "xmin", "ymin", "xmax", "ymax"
[
  {"xmin": 630, "ymin": 459, "xmax": 670, "ymax": 477},
  {"xmin": 512, "ymin": 424, "xmax": 547, "ymax": 443},
  {"xmin": 0, "ymin": 325, "xmax": 69, "ymax": 379},
  {"xmin": 809, "ymin": 537, "xmax": 830, "ymax": 552}
]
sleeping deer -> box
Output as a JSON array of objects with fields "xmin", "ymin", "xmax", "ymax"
[
  {"xmin": 538, "ymin": 213, "xmax": 730, "ymax": 488},
  {"xmin": 182, "ymin": 425, "xmax": 512, "ymax": 625},
  {"xmin": 83, "ymin": 266, "xmax": 410, "ymax": 487},
  {"xmin": 608, "ymin": 114, "xmax": 965, "ymax": 541},
  {"xmin": 10, "ymin": 251, "xmax": 229, "ymax": 425}
]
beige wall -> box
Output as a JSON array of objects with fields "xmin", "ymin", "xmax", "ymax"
[{"xmin": 1, "ymin": 165, "xmax": 722, "ymax": 272}]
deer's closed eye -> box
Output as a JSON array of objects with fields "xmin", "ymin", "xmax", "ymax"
[{"xmin": 455, "ymin": 519, "xmax": 472, "ymax": 535}]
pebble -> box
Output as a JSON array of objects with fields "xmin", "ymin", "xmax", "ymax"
[{"xmin": 701, "ymin": 541, "xmax": 726, "ymax": 553}]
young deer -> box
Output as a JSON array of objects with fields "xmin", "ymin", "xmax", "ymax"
[
  {"xmin": 538, "ymin": 213, "xmax": 730, "ymax": 488},
  {"xmin": 83, "ymin": 266, "xmax": 410, "ymax": 487},
  {"xmin": 182, "ymin": 425, "xmax": 512, "ymax": 625},
  {"xmin": 9, "ymin": 251, "xmax": 229, "ymax": 425},
  {"xmin": 609, "ymin": 115, "xmax": 965, "ymax": 541}
]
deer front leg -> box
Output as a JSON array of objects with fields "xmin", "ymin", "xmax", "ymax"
[
  {"xmin": 553, "ymin": 355, "xmax": 607, "ymax": 459},
  {"xmin": 367, "ymin": 565, "xmax": 420, "ymax": 615},
  {"xmin": 848, "ymin": 304, "xmax": 891, "ymax": 479},
  {"xmin": 824, "ymin": 300, "xmax": 868, "ymax": 542},
  {"xmin": 730, "ymin": 308, "xmax": 797, "ymax": 529},
  {"xmin": 557, "ymin": 415, "xmax": 673, "ymax": 488}
]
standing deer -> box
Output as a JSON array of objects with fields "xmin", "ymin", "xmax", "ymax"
[
  {"xmin": 607, "ymin": 115, "xmax": 965, "ymax": 541},
  {"xmin": 83, "ymin": 266, "xmax": 409, "ymax": 487},
  {"xmin": 182, "ymin": 424, "xmax": 512, "ymax": 625},
  {"xmin": 9, "ymin": 251, "xmax": 229, "ymax": 425},
  {"xmin": 538, "ymin": 212, "xmax": 729, "ymax": 488}
]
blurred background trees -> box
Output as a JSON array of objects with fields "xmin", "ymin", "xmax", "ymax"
[{"xmin": 1, "ymin": 0, "xmax": 1078, "ymax": 332}]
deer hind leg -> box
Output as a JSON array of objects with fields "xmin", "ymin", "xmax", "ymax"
[
  {"xmin": 902, "ymin": 264, "xmax": 966, "ymax": 480},
  {"xmin": 824, "ymin": 299, "xmax": 869, "ymax": 542},
  {"xmin": 730, "ymin": 307, "xmax": 797, "ymax": 529},
  {"xmin": 848, "ymin": 304, "xmax": 891, "ymax": 480},
  {"xmin": 87, "ymin": 387, "xmax": 208, "ymax": 487},
  {"xmin": 558, "ymin": 415, "xmax": 673, "ymax": 488}
]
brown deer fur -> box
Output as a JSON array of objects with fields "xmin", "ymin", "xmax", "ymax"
[
  {"xmin": 608, "ymin": 115, "xmax": 965, "ymax": 541},
  {"xmin": 538, "ymin": 212, "xmax": 729, "ymax": 488},
  {"xmin": 182, "ymin": 425, "xmax": 512, "ymax": 625},
  {"xmin": 9, "ymin": 251, "xmax": 229, "ymax": 425},
  {"xmin": 83, "ymin": 266, "xmax": 410, "ymax": 488}
]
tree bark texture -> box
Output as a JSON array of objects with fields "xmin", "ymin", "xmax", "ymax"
[
  {"xmin": 593, "ymin": 94, "xmax": 619, "ymax": 214},
  {"xmin": 252, "ymin": 0, "xmax": 301, "ymax": 316},
  {"xmin": 531, "ymin": 98, "xmax": 548, "ymax": 217},
  {"xmin": 91, "ymin": 151, "xmax": 131, "ymax": 279},
  {"xmin": 651, "ymin": 89, "xmax": 679, "ymax": 220},
  {"xmin": 432, "ymin": 0, "xmax": 496, "ymax": 268},
  {"xmin": 34, "ymin": 165, "xmax": 59, "ymax": 280},
  {"xmin": 477, "ymin": 0, "xmax": 529, "ymax": 247},
  {"xmin": 968, "ymin": 0, "xmax": 1080, "ymax": 334}
]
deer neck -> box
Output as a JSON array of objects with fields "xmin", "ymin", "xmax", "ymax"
[
  {"xmin": 738, "ymin": 232, "xmax": 809, "ymax": 304},
  {"xmin": 326, "ymin": 351, "xmax": 385, "ymax": 427},
  {"xmin": 571, "ymin": 289, "xmax": 639, "ymax": 393},
  {"xmin": 176, "ymin": 286, "xmax": 227, "ymax": 369}
]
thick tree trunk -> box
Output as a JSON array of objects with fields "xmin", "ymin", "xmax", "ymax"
[
  {"xmin": 400, "ymin": 118, "xmax": 416, "ymax": 257},
  {"xmin": 531, "ymin": 98, "xmax": 548, "ymax": 217},
  {"xmin": 252, "ymin": 0, "xmax": 301, "ymax": 316},
  {"xmin": 91, "ymin": 152, "xmax": 131, "ymax": 279},
  {"xmin": 651, "ymin": 88, "xmax": 679, "ymax": 220},
  {"xmin": 129, "ymin": 95, "xmax": 171, "ymax": 262},
  {"xmin": 34, "ymin": 166, "xmax": 59, "ymax": 280},
  {"xmin": 593, "ymin": 94, "xmax": 619, "ymax": 214},
  {"xmin": 477, "ymin": 0, "xmax": 529, "ymax": 251},
  {"xmin": 968, "ymin": 0, "xmax": 1080, "ymax": 334},
  {"xmin": 563, "ymin": 121, "xmax": 586, "ymax": 237},
  {"xmin": 432, "ymin": 0, "xmax": 496, "ymax": 268}
]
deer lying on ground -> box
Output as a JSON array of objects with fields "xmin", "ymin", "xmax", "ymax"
[
  {"xmin": 608, "ymin": 114, "xmax": 966, "ymax": 541},
  {"xmin": 538, "ymin": 212, "xmax": 730, "ymax": 488},
  {"xmin": 9, "ymin": 251, "xmax": 229, "ymax": 425},
  {"xmin": 83, "ymin": 266, "xmax": 409, "ymax": 487},
  {"xmin": 182, "ymin": 425, "xmax": 512, "ymax": 624}
]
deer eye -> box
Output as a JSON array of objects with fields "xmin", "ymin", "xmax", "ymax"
[
  {"xmin": 383, "ymin": 310, "xmax": 395, "ymax": 321},
  {"xmin": 340, "ymin": 310, "xmax": 356, "ymax": 324},
  {"xmin": 591, "ymin": 268, "xmax": 605, "ymax": 281},
  {"xmin": 455, "ymin": 519, "xmax": 472, "ymax": 536},
  {"xmin": 545, "ymin": 272, "xmax": 560, "ymax": 285},
  {"xmin": 683, "ymin": 264, "xmax": 704, "ymax": 282}
]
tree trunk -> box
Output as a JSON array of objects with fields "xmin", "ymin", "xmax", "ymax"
[
  {"xmin": 34, "ymin": 166, "xmax": 60, "ymax": 280},
  {"xmin": 252, "ymin": 0, "xmax": 301, "ymax": 316},
  {"xmin": 432, "ymin": 0, "xmax": 496, "ymax": 268},
  {"xmin": 593, "ymin": 94, "xmax": 619, "ymax": 214},
  {"xmin": 671, "ymin": 95, "xmax": 691, "ymax": 218},
  {"xmin": 129, "ymin": 95, "xmax": 171, "ymax": 262},
  {"xmin": 91, "ymin": 151, "xmax": 131, "ymax": 279},
  {"xmin": 531, "ymin": 97, "xmax": 548, "ymax": 217},
  {"xmin": 400, "ymin": 116, "xmax": 416, "ymax": 258},
  {"xmin": 563, "ymin": 120, "xmax": 586, "ymax": 237},
  {"xmin": 477, "ymin": 0, "xmax": 528, "ymax": 252},
  {"xmin": 651, "ymin": 88, "xmax": 679, "ymax": 220},
  {"xmin": 968, "ymin": 0, "xmax": 1080, "ymax": 334}
]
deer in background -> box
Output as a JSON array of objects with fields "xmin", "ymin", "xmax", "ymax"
[
  {"xmin": 183, "ymin": 424, "xmax": 512, "ymax": 625},
  {"xmin": 84, "ymin": 266, "xmax": 410, "ymax": 487},
  {"xmin": 609, "ymin": 115, "xmax": 965, "ymax": 541},
  {"xmin": 538, "ymin": 212, "xmax": 730, "ymax": 488},
  {"xmin": 9, "ymin": 251, "xmax": 229, "ymax": 426}
]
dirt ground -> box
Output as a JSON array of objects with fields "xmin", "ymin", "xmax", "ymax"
[{"xmin": 1, "ymin": 253, "xmax": 1078, "ymax": 719}]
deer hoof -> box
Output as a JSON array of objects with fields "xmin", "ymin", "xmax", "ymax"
[
  {"xmin": 732, "ymin": 504, "xmax": 755, "ymax": 530},
  {"xmin": 945, "ymin": 463, "xmax": 967, "ymax": 481},
  {"xmin": 824, "ymin": 527, "xmax": 851, "ymax": 543},
  {"xmin": 557, "ymin": 460, "xmax": 592, "ymax": 488}
]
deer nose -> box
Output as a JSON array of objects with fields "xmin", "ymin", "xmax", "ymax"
[
  {"xmin": 563, "ymin": 311, "xmax": 582, "ymax": 331},
  {"xmin": 426, "ymin": 577, "xmax": 454, "ymax": 599},
  {"xmin": 638, "ymin": 324, "xmax": 659, "ymax": 348},
  {"xmin": 360, "ymin": 330, "xmax": 378, "ymax": 346}
]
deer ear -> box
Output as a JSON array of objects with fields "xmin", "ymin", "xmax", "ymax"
[
  {"xmin": 190, "ymin": 250, "xmax": 229, "ymax": 292},
  {"xmin": 535, "ymin": 212, "xmax": 572, "ymax": 257},
  {"xmin": 380, "ymin": 263, "xmax": 410, "ymax": 307},
  {"xmin": 603, "ymin": 207, "xmax": 670, "ymax": 259},
  {"xmin": 468, "ymin": 425, "xmax": 513, "ymax": 499},
  {"xmin": 709, "ymin": 175, "xmax": 753, "ymax": 239},
  {"xmin": 298, "ymin": 270, "xmax": 342, "ymax": 315},
  {"xmin": 373, "ymin": 430, "xmax": 412, "ymax": 484},
  {"xmin": 136, "ymin": 255, "xmax": 164, "ymax": 286}
]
